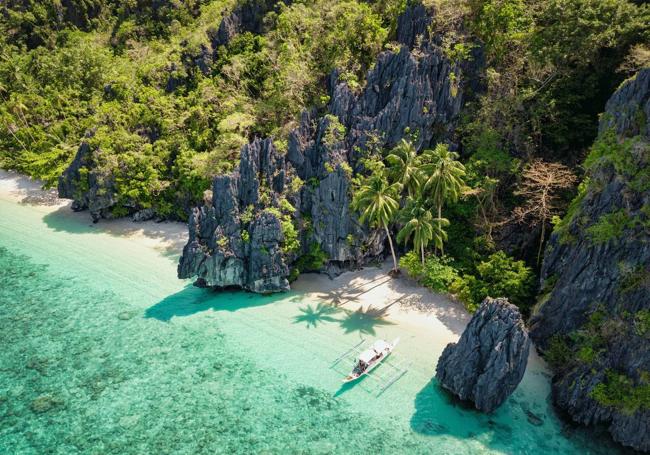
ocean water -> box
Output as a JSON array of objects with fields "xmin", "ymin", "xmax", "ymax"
[{"xmin": 0, "ymin": 195, "xmax": 629, "ymax": 454}]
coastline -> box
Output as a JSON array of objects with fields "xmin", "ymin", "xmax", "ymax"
[
  {"xmin": 0, "ymin": 169, "xmax": 189, "ymax": 258},
  {"xmin": 0, "ymin": 168, "xmax": 472, "ymax": 344},
  {"xmin": 1, "ymin": 168, "xmax": 596, "ymax": 454}
]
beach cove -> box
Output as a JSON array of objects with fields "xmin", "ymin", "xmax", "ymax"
[{"xmin": 0, "ymin": 170, "xmax": 629, "ymax": 454}]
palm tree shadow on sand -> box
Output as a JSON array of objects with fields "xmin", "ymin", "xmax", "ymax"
[
  {"xmin": 338, "ymin": 303, "xmax": 397, "ymax": 336},
  {"xmin": 292, "ymin": 302, "xmax": 342, "ymax": 328},
  {"xmin": 145, "ymin": 285, "xmax": 285, "ymax": 322}
]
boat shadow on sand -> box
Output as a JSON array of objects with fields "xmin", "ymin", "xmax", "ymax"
[{"xmin": 145, "ymin": 285, "xmax": 286, "ymax": 322}]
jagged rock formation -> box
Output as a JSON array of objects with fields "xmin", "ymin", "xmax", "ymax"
[
  {"xmin": 435, "ymin": 298, "xmax": 530, "ymax": 413},
  {"xmin": 531, "ymin": 69, "xmax": 650, "ymax": 452},
  {"xmin": 57, "ymin": 138, "xmax": 157, "ymax": 223},
  {"xmin": 178, "ymin": 4, "xmax": 479, "ymax": 291},
  {"xmin": 57, "ymin": 140, "xmax": 117, "ymax": 222},
  {"xmin": 178, "ymin": 138, "xmax": 291, "ymax": 293},
  {"xmin": 167, "ymin": 0, "xmax": 291, "ymax": 91},
  {"xmin": 210, "ymin": 0, "xmax": 287, "ymax": 49}
]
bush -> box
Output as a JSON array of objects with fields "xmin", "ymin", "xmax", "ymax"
[
  {"xmin": 294, "ymin": 243, "xmax": 328, "ymax": 273},
  {"xmin": 590, "ymin": 370, "xmax": 650, "ymax": 414},
  {"xmin": 475, "ymin": 251, "xmax": 535, "ymax": 307},
  {"xmin": 401, "ymin": 250, "xmax": 534, "ymax": 312},
  {"xmin": 544, "ymin": 336, "xmax": 572, "ymax": 369},
  {"xmin": 400, "ymin": 251, "xmax": 461, "ymax": 293}
]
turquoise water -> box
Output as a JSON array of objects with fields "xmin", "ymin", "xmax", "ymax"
[{"xmin": 0, "ymin": 196, "xmax": 628, "ymax": 454}]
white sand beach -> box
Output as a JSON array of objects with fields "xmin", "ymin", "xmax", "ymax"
[
  {"xmin": 293, "ymin": 266, "xmax": 471, "ymax": 340},
  {"xmin": 0, "ymin": 169, "xmax": 471, "ymax": 340},
  {"xmin": 0, "ymin": 169, "xmax": 189, "ymax": 257}
]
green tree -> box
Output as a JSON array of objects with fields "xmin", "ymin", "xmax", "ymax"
[
  {"xmin": 420, "ymin": 144, "xmax": 466, "ymax": 254},
  {"xmin": 352, "ymin": 161, "xmax": 401, "ymax": 272},
  {"xmin": 397, "ymin": 197, "xmax": 449, "ymax": 265},
  {"xmin": 385, "ymin": 138, "xmax": 422, "ymax": 197}
]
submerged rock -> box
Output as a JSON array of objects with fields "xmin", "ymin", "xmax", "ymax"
[
  {"xmin": 436, "ymin": 298, "xmax": 530, "ymax": 413},
  {"xmin": 30, "ymin": 394, "xmax": 64, "ymax": 413},
  {"xmin": 531, "ymin": 69, "xmax": 650, "ymax": 452}
]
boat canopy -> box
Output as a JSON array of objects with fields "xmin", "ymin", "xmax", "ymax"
[
  {"xmin": 358, "ymin": 349, "xmax": 376, "ymax": 363},
  {"xmin": 358, "ymin": 339, "xmax": 391, "ymax": 363},
  {"xmin": 372, "ymin": 340, "xmax": 390, "ymax": 352}
]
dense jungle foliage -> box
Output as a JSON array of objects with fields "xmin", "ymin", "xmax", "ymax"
[{"xmin": 1, "ymin": 0, "xmax": 648, "ymax": 309}]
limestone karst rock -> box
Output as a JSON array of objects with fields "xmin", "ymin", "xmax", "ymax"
[
  {"xmin": 436, "ymin": 298, "xmax": 530, "ymax": 413},
  {"xmin": 531, "ymin": 69, "xmax": 650, "ymax": 452}
]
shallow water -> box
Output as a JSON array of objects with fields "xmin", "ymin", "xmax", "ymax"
[{"xmin": 0, "ymin": 196, "xmax": 628, "ymax": 454}]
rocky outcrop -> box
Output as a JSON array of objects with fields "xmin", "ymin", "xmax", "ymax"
[
  {"xmin": 178, "ymin": 138, "xmax": 291, "ymax": 293},
  {"xmin": 177, "ymin": 4, "xmax": 480, "ymax": 291},
  {"xmin": 435, "ymin": 298, "xmax": 530, "ymax": 413},
  {"xmin": 210, "ymin": 0, "xmax": 287, "ymax": 49},
  {"xmin": 531, "ymin": 69, "xmax": 650, "ymax": 452},
  {"xmin": 57, "ymin": 140, "xmax": 117, "ymax": 222}
]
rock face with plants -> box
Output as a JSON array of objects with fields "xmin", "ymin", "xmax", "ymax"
[
  {"xmin": 177, "ymin": 3, "xmax": 478, "ymax": 291},
  {"xmin": 531, "ymin": 69, "xmax": 650, "ymax": 452},
  {"xmin": 57, "ymin": 140, "xmax": 117, "ymax": 222},
  {"xmin": 178, "ymin": 138, "xmax": 292, "ymax": 293},
  {"xmin": 436, "ymin": 297, "xmax": 530, "ymax": 413}
]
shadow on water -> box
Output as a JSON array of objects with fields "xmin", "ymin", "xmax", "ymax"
[
  {"xmin": 333, "ymin": 373, "xmax": 372, "ymax": 398},
  {"xmin": 410, "ymin": 379, "xmax": 631, "ymax": 454},
  {"xmin": 293, "ymin": 302, "xmax": 342, "ymax": 328},
  {"xmin": 145, "ymin": 285, "xmax": 285, "ymax": 322},
  {"xmin": 42, "ymin": 205, "xmax": 187, "ymax": 257},
  {"xmin": 410, "ymin": 378, "xmax": 514, "ymax": 451}
]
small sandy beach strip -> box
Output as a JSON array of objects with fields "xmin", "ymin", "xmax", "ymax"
[
  {"xmin": 0, "ymin": 169, "xmax": 188, "ymax": 256},
  {"xmin": 0, "ymin": 168, "xmax": 471, "ymax": 340},
  {"xmin": 293, "ymin": 265, "xmax": 471, "ymax": 343}
]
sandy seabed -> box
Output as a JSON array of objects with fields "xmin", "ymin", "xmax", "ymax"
[
  {"xmin": 1, "ymin": 168, "xmax": 627, "ymax": 455},
  {"xmin": 0, "ymin": 168, "xmax": 470, "ymax": 343}
]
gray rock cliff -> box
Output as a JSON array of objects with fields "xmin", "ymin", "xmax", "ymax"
[
  {"xmin": 57, "ymin": 140, "xmax": 117, "ymax": 222},
  {"xmin": 210, "ymin": 0, "xmax": 288, "ymax": 49},
  {"xmin": 178, "ymin": 138, "xmax": 291, "ymax": 293},
  {"xmin": 436, "ymin": 298, "xmax": 531, "ymax": 413},
  {"xmin": 531, "ymin": 69, "xmax": 650, "ymax": 452},
  {"xmin": 177, "ymin": 4, "xmax": 479, "ymax": 291}
]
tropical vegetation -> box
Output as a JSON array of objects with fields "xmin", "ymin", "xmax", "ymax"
[{"xmin": 1, "ymin": 0, "xmax": 648, "ymax": 310}]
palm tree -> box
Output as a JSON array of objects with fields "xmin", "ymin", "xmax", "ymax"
[
  {"xmin": 420, "ymin": 143, "xmax": 465, "ymax": 254},
  {"xmin": 352, "ymin": 165, "xmax": 401, "ymax": 273},
  {"xmin": 397, "ymin": 197, "xmax": 449, "ymax": 264},
  {"xmin": 385, "ymin": 139, "xmax": 422, "ymax": 197}
]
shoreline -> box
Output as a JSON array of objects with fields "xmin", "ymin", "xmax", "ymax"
[
  {"xmin": 0, "ymin": 168, "xmax": 472, "ymax": 342},
  {"xmin": 0, "ymin": 167, "xmax": 551, "ymax": 406},
  {"xmin": 0, "ymin": 169, "xmax": 189, "ymax": 257}
]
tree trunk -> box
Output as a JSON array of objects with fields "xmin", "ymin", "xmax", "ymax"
[
  {"xmin": 537, "ymin": 219, "xmax": 546, "ymax": 266},
  {"xmin": 438, "ymin": 204, "xmax": 444, "ymax": 256},
  {"xmin": 421, "ymin": 242, "xmax": 425, "ymax": 266},
  {"xmin": 384, "ymin": 225, "xmax": 398, "ymax": 272}
]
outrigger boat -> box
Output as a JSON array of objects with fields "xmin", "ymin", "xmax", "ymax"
[{"xmin": 342, "ymin": 338, "xmax": 400, "ymax": 383}]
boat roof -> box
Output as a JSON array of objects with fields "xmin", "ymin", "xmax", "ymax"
[
  {"xmin": 358, "ymin": 340, "xmax": 390, "ymax": 363},
  {"xmin": 372, "ymin": 339, "xmax": 390, "ymax": 351},
  {"xmin": 358, "ymin": 348, "xmax": 376, "ymax": 363}
]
